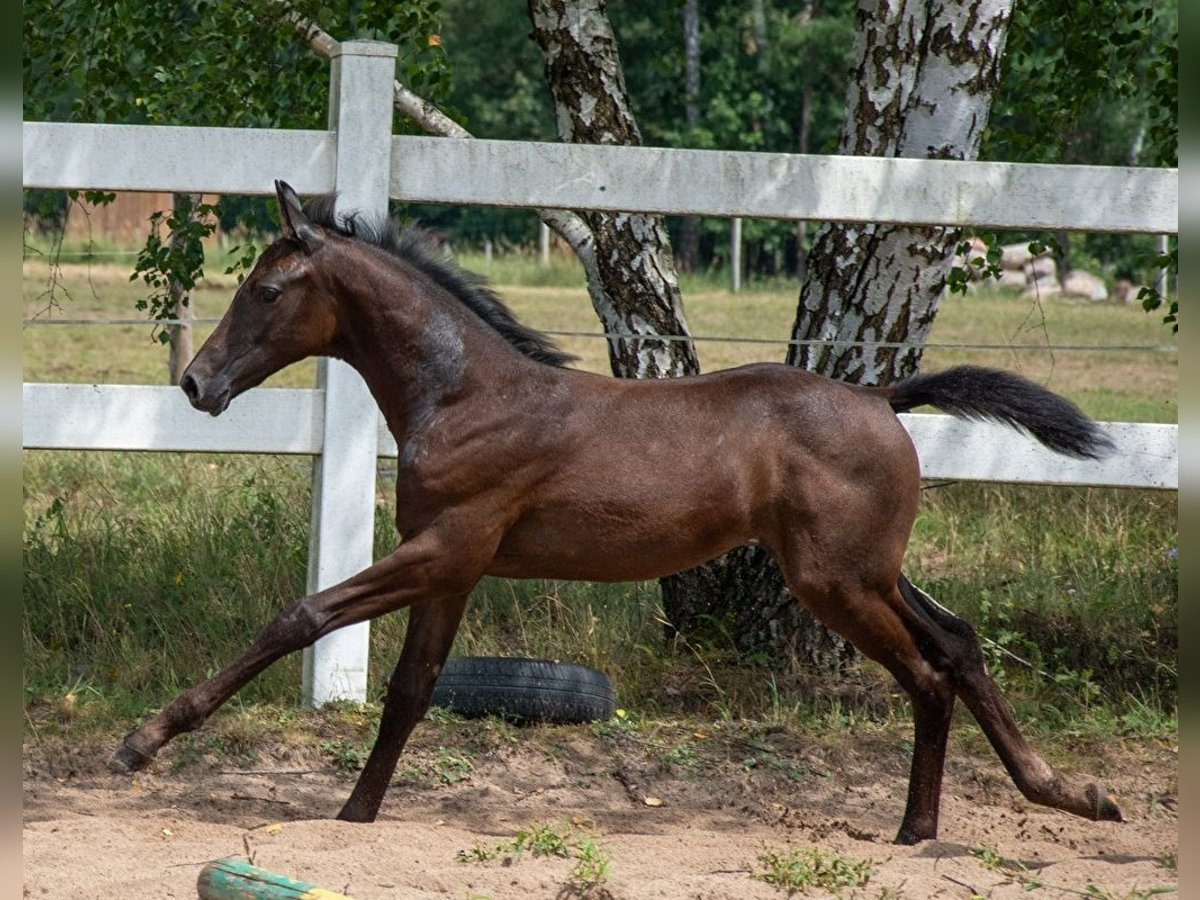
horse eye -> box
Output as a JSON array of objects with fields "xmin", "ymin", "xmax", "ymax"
[{"xmin": 260, "ymin": 286, "xmax": 281, "ymax": 304}]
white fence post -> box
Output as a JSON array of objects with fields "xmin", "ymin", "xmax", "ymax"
[{"xmin": 301, "ymin": 40, "xmax": 398, "ymax": 707}]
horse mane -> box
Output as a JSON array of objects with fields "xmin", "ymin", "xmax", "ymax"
[{"xmin": 301, "ymin": 194, "xmax": 575, "ymax": 368}]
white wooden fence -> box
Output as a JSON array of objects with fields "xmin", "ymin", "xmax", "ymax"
[{"xmin": 22, "ymin": 40, "xmax": 1179, "ymax": 706}]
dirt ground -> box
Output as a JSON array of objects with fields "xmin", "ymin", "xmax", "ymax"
[{"xmin": 23, "ymin": 720, "xmax": 1177, "ymax": 899}]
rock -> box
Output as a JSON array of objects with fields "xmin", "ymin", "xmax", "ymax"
[
  {"xmin": 1062, "ymin": 269, "xmax": 1109, "ymax": 301},
  {"xmin": 1112, "ymin": 278, "xmax": 1146, "ymax": 304},
  {"xmin": 1026, "ymin": 255, "xmax": 1058, "ymax": 283},
  {"xmin": 1000, "ymin": 242, "xmax": 1032, "ymax": 270},
  {"xmin": 997, "ymin": 269, "xmax": 1028, "ymax": 292},
  {"xmin": 1021, "ymin": 281, "xmax": 1062, "ymax": 300}
]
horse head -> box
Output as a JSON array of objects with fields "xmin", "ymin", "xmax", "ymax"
[{"xmin": 181, "ymin": 180, "xmax": 339, "ymax": 415}]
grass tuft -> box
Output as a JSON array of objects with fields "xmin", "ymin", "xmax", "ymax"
[{"xmin": 754, "ymin": 846, "xmax": 873, "ymax": 896}]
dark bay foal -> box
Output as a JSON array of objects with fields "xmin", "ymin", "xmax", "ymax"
[{"xmin": 111, "ymin": 180, "xmax": 1121, "ymax": 844}]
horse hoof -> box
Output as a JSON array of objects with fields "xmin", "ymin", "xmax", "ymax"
[
  {"xmin": 893, "ymin": 827, "xmax": 934, "ymax": 846},
  {"xmin": 108, "ymin": 743, "xmax": 152, "ymax": 774},
  {"xmin": 1089, "ymin": 785, "xmax": 1124, "ymax": 823},
  {"xmin": 335, "ymin": 801, "xmax": 380, "ymax": 824}
]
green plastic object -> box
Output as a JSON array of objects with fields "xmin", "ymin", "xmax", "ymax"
[{"xmin": 196, "ymin": 857, "xmax": 353, "ymax": 900}]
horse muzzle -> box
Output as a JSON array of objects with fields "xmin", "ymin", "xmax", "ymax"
[{"xmin": 180, "ymin": 371, "xmax": 232, "ymax": 416}]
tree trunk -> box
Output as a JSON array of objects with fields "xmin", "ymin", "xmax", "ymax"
[
  {"xmin": 664, "ymin": 0, "xmax": 1015, "ymax": 671},
  {"xmin": 528, "ymin": 0, "xmax": 699, "ymax": 379},
  {"xmin": 166, "ymin": 192, "xmax": 199, "ymax": 385}
]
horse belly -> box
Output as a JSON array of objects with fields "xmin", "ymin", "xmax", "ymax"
[{"xmin": 488, "ymin": 470, "xmax": 760, "ymax": 582}]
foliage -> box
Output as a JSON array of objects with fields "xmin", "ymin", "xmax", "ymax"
[
  {"xmin": 615, "ymin": 0, "xmax": 856, "ymax": 276},
  {"xmin": 23, "ymin": 0, "xmax": 448, "ymax": 334},
  {"xmin": 457, "ymin": 821, "xmax": 612, "ymax": 891},
  {"xmin": 754, "ymin": 847, "xmax": 872, "ymax": 895},
  {"xmin": 408, "ymin": 1, "xmax": 856, "ymax": 262},
  {"xmin": 976, "ymin": 0, "xmax": 1178, "ymax": 327},
  {"xmin": 986, "ymin": 0, "xmax": 1176, "ymax": 167},
  {"xmin": 130, "ymin": 197, "xmax": 219, "ymax": 341},
  {"xmin": 24, "ymin": 1, "xmax": 1176, "ymax": 282}
]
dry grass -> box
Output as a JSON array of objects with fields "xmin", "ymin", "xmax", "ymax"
[{"xmin": 22, "ymin": 257, "xmax": 1176, "ymax": 424}]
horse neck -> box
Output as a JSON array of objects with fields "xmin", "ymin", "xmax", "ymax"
[{"xmin": 325, "ymin": 246, "xmax": 531, "ymax": 433}]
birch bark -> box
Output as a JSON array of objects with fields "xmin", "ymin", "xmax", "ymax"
[{"xmin": 528, "ymin": 0, "xmax": 699, "ymax": 379}]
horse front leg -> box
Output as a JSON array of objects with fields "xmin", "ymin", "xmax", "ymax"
[
  {"xmin": 110, "ymin": 530, "xmax": 480, "ymax": 774},
  {"xmin": 336, "ymin": 595, "xmax": 469, "ymax": 822}
]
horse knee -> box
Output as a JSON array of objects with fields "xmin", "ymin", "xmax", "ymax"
[
  {"xmin": 258, "ymin": 598, "xmax": 327, "ymax": 651},
  {"xmin": 896, "ymin": 575, "xmax": 990, "ymax": 686}
]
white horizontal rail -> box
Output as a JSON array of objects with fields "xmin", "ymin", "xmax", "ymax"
[
  {"xmin": 22, "ymin": 384, "xmax": 324, "ymax": 454},
  {"xmin": 22, "ymin": 122, "xmax": 1177, "ymax": 232},
  {"xmin": 395, "ymin": 137, "xmax": 1178, "ymax": 232},
  {"xmin": 22, "ymin": 123, "xmax": 336, "ymax": 196},
  {"xmin": 21, "ymin": 384, "xmax": 1177, "ymax": 490},
  {"xmin": 899, "ymin": 414, "xmax": 1177, "ymax": 489}
]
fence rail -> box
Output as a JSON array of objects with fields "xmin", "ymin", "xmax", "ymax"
[
  {"xmin": 22, "ymin": 40, "xmax": 1179, "ymax": 704},
  {"xmin": 24, "ymin": 122, "xmax": 1178, "ymax": 232},
  {"xmin": 22, "ymin": 383, "xmax": 1178, "ymax": 490}
]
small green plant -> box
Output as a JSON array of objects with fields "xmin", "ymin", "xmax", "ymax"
[
  {"xmin": 320, "ymin": 740, "xmax": 363, "ymax": 777},
  {"xmin": 456, "ymin": 842, "xmax": 503, "ymax": 864},
  {"xmin": 662, "ymin": 743, "xmax": 699, "ymax": 770},
  {"xmin": 754, "ymin": 847, "xmax": 873, "ymax": 896},
  {"xmin": 457, "ymin": 821, "xmax": 612, "ymax": 893},
  {"xmin": 511, "ymin": 822, "xmax": 571, "ymax": 858},
  {"xmin": 970, "ymin": 844, "xmax": 1005, "ymax": 871},
  {"xmin": 593, "ymin": 706, "xmax": 640, "ymax": 739},
  {"xmin": 431, "ymin": 747, "xmax": 474, "ymax": 784},
  {"xmin": 569, "ymin": 838, "xmax": 611, "ymax": 890}
]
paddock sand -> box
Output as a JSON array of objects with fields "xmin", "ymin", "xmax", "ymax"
[{"xmin": 23, "ymin": 722, "xmax": 1177, "ymax": 899}]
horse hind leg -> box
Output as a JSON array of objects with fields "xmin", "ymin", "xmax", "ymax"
[
  {"xmin": 896, "ymin": 575, "xmax": 1123, "ymax": 826},
  {"xmin": 778, "ymin": 567, "xmax": 958, "ymax": 843},
  {"xmin": 337, "ymin": 594, "xmax": 468, "ymax": 823}
]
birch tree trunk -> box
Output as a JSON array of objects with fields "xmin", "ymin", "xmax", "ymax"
[
  {"xmin": 663, "ymin": 0, "xmax": 1016, "ymax": 671},
  {"xmin": 528, "ymin": 0, "xmax": 699, "ymax": 379},
  {"xmin": 790, "ymin": 0, "xmax": 1014, "ymax": 379}
]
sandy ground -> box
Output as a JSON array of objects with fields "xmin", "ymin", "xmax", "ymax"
[{"xmin": 23, "ymin": 722, "xmax": 1177, "ymax": 899}]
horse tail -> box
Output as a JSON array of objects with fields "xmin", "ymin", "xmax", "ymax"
[{"xmin": 876, "ymin": 365, "xmax": 1113, "ymax": 460}]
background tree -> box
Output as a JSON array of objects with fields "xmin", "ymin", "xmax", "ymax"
[
  {"xmin": 527, "ymin": 0, "xmax": 699, "ymax": 380},
  {"xmin": 663, "ymin": 0, "xmax": 1018, "ymax": 668},
  {"xmin": 23, "ymin": 0, "xmax": 447, "ymax": 381}
]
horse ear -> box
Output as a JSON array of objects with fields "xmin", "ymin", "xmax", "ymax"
[{"xmin": 275, "ymin": 180, "xmax": 324, "ymax": 253}]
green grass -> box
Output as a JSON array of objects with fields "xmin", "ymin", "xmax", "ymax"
[
  {"xmin": 754, "ymin": 847, "xmax": 873, "ymax": 896},
  {"xmin": 21, "ymin": 252, "xmax": 1177, "ymax": 742},
  {"xmin": 22, "ymin": 448, "xmax": 1177, "ymax": 736}
]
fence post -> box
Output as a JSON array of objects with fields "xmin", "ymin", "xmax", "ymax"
[{"xmin": 301, "ymin": 40, "xmax": 398, "ymax": 707}]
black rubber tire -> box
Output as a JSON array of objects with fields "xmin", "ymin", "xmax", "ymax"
[{"xmin": 430, "ymin": 656, "xmax": 615, "ymax": 725}]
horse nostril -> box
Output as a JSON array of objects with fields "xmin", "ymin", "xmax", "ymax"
[{"xmin": 181, "ymin": 373, "xmax": 200, "ymax": 404}]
